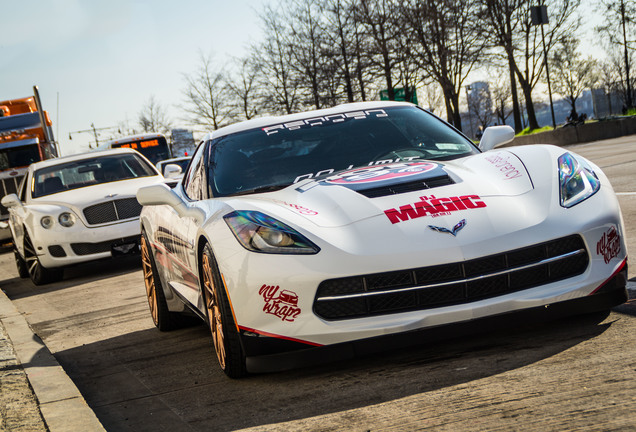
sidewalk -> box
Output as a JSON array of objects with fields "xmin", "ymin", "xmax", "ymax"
[{"xmin": 0, "ymin": 287, "xmax": 105, "ymax": 432}]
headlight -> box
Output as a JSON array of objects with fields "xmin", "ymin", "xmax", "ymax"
[
  {"xmin": 558, "ymin": 152, "xmax": 600, "ymax": 208},
  {"xmin": 40, "ymin": 216, "xmax": 54, "ymax": 229},
  {"xmin": 58, "ymin": 212, "xmax": 76, "ymax": 227},
  {"xmin": 224, "ymin": 210, "xmax": 320, "ymax": 254}
]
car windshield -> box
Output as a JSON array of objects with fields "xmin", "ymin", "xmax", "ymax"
[
  {"xmin": 208, "ymin": 106, "xmax": 478, "ymax": 197},
  {"xmin": 32, "ymin": 153, "xmax": 157, "ymax": 198}
]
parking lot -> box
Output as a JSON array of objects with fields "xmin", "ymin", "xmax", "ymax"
[{"xmin": 1, "ymin": 136, "xmax": 636, "ymax": 431}]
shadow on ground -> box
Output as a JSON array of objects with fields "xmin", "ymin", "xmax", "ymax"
[{"xmin": 52, "ymin": 310, "xmax": 613, "ymax": 432}]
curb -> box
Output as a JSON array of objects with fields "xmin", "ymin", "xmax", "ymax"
[{"xmin": 0, "ymin": 288, "xmax": 105, "ymax": 432}]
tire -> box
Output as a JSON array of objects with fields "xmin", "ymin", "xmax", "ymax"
[
  {"xmin": 200, "ymin": 243, "xmax": 247, "ymax": 378},
  {"xmin": 14, "ymin": 248, "xmax": 29, "ymax": 279},
  {"xmin": 141, "ymin": 231, "xmax": 186, "ymax": 331},
  {"xmin": 23, "ymin": 233, "xmax": 63, "ymax": 285}
]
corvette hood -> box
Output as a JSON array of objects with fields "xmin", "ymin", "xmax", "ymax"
[{"xmin": 247, "ymin": 150, "xmax": 535, "ymax": 228}]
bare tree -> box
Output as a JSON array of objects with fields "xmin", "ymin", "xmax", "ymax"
[
  {"xmin": 322, "ymin": 0, "xmax": 357, "ymax": 102},
  {"xmin": 490, "ymin": 71, "xmax": 514, "ymax": 125},
  {"xmin": 288, "ymin": 0, "xmax": 328, "ymax": 109},
  {"xmin": 226, "ymin": 57, "xmax": 261, "ymax": 121},
  {"xmin": 138, "ymin": 95, "xmax": 172, "ymax": 134},
  {"xmin": 550, "ymin": 36, "xmax": 598, "ymax": 119},
  {"xmin": 596, "ymin": 0, "xmax": 636, "ymax": 109},
  {"xmin": 253, "ymin": 5, "xmax": 300, "ymax": 114},
  {"xmin": 420, "ymin": 83, "xmax": 446, "ymax": 116},
  {"xmin": 401, "ymin": 0, "xmax": 486, "ymax": 130},
  {"xmin": 356, "ymin": 0, "xmax": 402, "ymax": 101},
  {"xmin": 182, "ymin": 52, "xmax": 234, "ymax": 130},
  {"xmin": 482, "ymin": 0, "xmax": 581, "ymax": 131}
]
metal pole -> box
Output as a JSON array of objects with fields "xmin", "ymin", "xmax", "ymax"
[
  {"xmin": 90, "ymin": 123, "xmax": 99, "ymax": 149},
  {"xmin": 540, "ymin": 25, "xmax": 556, "ymax": 128}
]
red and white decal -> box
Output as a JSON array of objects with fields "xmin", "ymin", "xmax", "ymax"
[
  {"xmin": 597, "ymin": 226, "xmax": 621, "ymax": 264},
  {"xmin": 272, "ymin": 199, "xmax": 318, "ymax": 215},
  {"xmin": 259, "ymin": 284, "xmax": 302, "ymax": 322},
  {"xmin": 326, "ymin": 162, "xmax": 438, "ymax": 185},
  {"xmin": 484, "ymin": 152, "xmax": 524, "ymax": 180},
  {"xmin": 384, "ymin": 195, "xmax": 486, "ymax": 224}
]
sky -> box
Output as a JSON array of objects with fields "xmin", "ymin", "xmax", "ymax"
[
  {"xmin": 1, "ymin": 1, "xmax": 604, "ymax": 156},
  {"xmin": 1, "ymin": 0, "xmax": 264, "ymax": 155}
]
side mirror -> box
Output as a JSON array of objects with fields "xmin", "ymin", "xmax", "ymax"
[
  {"xmin": 1, "ymin": 193, "xmax": 22, "ymax": 209},
  {"xmin": 163, "ymin": 164, "xmax": 182, "ymax": 179},
  {"xmin": 137, "ymin": 184, "xmax": 205, "ymax": 223},
  {"xmin": 478, "ymin": 125, "xmax": 515, "ymax": 151}
]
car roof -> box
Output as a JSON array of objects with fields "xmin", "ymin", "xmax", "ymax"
[
  {"xmin": 29, "ymin": 147, "xmax": 144, "ymax": 171},
  {"xmin": 202, "ymin": 101, "xmax": 415, "ymax": 141}
]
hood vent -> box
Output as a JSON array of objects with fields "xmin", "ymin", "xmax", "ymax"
[{"xmin": 355, "ymin": 175, "xmax": 455, "ymax": 198}]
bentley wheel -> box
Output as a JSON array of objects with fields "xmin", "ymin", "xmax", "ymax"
[
  {"xmin": 201, "ymin": 243, "xmax": 247, "ymax": 378},
  {"xmin": 14, "ymin": 248, "xmax": 29, "ymax": 279},
  {"xmin": 141, "ymin": 231, "xmax": 182, "ymax": 331},
  {"xmin": 23, "ymin": 233, "xmax": 63, "ymax": 285}
]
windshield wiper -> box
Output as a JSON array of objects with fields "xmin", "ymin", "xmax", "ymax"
[{"xmin": 230, "ymin": 184, "xmax": 291, "ymax": 196}]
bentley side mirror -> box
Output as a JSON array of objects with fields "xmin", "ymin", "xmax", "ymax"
[
  {"xmin": 1, "ymin": 193, "xmax": 22, "ymax": 209},
  {"xmin": 478, "ymin": 125, "xmax": 515, "ymax": 151},
  {"xmin": 137, "ymin": 184, "xmax": 204, "ymax": 223},
  {"xmin": 163, "ymin": 164, "xmax": 182, "ymax": 179}
]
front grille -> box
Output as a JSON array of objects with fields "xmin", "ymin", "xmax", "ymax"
[
  {"xmin": 71, "ymin": 236, "xmax": 139, "ymax": 256},
  {"xmin": 0, "ymin": 175, "xmax": 24, "ymax": 216},
  {"xmin": 83, "ymin": 198, "xmax": 142, "ymax": 225},
  {"xmin": 314, "ymin": 235, "xmax": 589, "ymax": 320},
  {"xmin": 48, "ymin": 245, "xmax": 66, "ymax": 257},
  {"xmin": 356, "ymin": 175, "xmax": 455, "ymax": 198}
]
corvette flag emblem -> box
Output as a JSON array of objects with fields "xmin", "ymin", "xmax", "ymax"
[{"xmin": 428, "ymin": 219, "xmax": 466, "ymax": 236}]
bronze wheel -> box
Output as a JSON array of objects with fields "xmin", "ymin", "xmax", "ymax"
[
  {"xmin": 202, "ymin": 251, "xmax": 226, "ymax": 369},
  {"xmin": 140, "ymin": 230, "xmax": 185, "ymax": 331},
  {"xmin": 200, "ymin": 243, "xmax": 246, "ymax": 378},
  {"xmin": 141, "ymin": 234, "xmax": 159, "ymax": 326}
]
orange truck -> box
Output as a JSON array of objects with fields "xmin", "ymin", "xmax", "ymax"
[{"xmin": 0, "ymin": 86, "xmax": 59, "ymax": 241}]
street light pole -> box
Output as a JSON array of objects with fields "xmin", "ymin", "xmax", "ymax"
[{"xmin": 531, "ymin": 4, "xmax": 557, "ymax": 129}]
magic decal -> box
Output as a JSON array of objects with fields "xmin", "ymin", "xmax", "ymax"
[
  {"xmin": 483, "ymin": 152, "xmax": 524, "ymax": 180},
  {"xmin": 259, "ymin": 284, "xmax": 302, "ymax": 322},
  {"xmin": 597, "ymin": 226, "xmax": 621, "ymax": 264},
  {"xmin": 384, "ymin": 195, "xmax": 486, "ymax": 224}
]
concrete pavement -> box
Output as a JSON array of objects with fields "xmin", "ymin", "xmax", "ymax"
[{"xmin": 0, "ymin": 285, "xmax": 105, "ymax": 432}]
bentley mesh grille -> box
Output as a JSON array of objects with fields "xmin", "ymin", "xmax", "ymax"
[
  {"xmin": 83, "ymin": 198, "xmax": 142, "ymax": 225},
  {"xmin": 356, "ymin": 175, "xmax": 455, "ymax": 198},
  {"xmin": 314, "ymin": 235, "xmax": 589, "ymax": 320},
  {"xmin": 0, "ymin": 175, "xmax": 24, "ymax": 217},
  {"xmin": 71, "ymin": 235, "xmax": 139, "ymax": 256}
]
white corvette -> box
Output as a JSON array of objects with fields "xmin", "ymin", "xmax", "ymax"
[
  {"xmin": 1, "ymin": 148, "xmax": 165, "ymax": 285},
  {"xmin": 137, "ymin": 102, "xmax": 628, "ymax": 378}
]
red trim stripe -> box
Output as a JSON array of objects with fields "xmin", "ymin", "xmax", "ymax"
[
  {"xmin": 238, "ymin": 325, "xmax": 323, "ymax": 347},
  {"xmin": 589, "ymin": 258, "xmax": 628, "ymax": 295}
]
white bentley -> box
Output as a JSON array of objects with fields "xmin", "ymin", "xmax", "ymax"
[
  {"xmin": 137, "ymin": 102, "xmax": 628, "ymax": 378},
  {"xmin": 1, "ymin": 148, "xmax": 165, "ymax": 285}
]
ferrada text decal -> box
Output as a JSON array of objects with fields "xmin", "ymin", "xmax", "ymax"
[
  {"xmin": 259, "ymin": 284, "xmax": 302, "ymax": 322},
  {"xmin": 384, "ymin": 195, "xmax": 486, "ymax": 224}
]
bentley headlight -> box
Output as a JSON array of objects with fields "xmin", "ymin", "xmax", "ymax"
[
  {"xmin": 224, "ymin": 210, "xmax": 320, "ymax": 254},
  {"xmin": 40, "ymin": 216, "xmax": 54, "ymax": 229},
  {"xmin": 58, "ymin": 212, "xmax": 76, "ymax": 227},
  {"xmin": 558, "ymin": 152, "xmax": 600, "ymax": 208}
]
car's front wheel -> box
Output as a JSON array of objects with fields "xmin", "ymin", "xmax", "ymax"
[
  {"xmin": 14, "ymin": 248, "xmax": 29, "ymax": 279},
  {"xmin": 23, "ymin": 232, "xmax": 63, "ymax": 285},
  {"xmin": 201, "ymin": 243, "xmax": 247, "ymax": 378}
]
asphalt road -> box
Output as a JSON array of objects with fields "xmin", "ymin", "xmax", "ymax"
[{"xmin": 1, "ymin": 136, "xmax": 636, "ymax": 431}]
